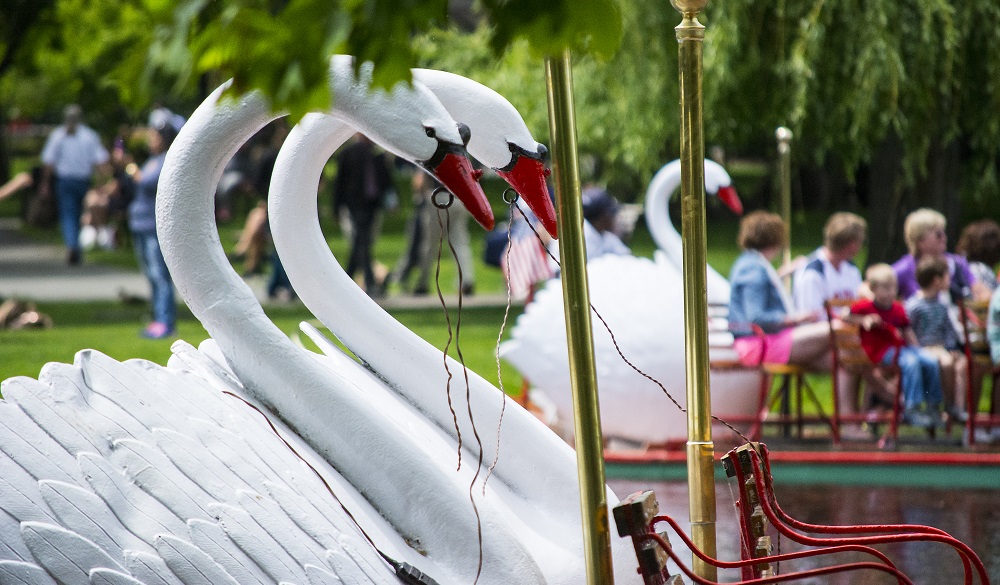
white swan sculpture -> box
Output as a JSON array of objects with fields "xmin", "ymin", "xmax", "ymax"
[
  {"xmin": 501, "ymin": 160, "xmax": 760, "ymax": 445},
  {"xmin": 645, "ymin": 159, "xmax": 742, "ymax": 304},
  {"xmin": 264, "ymin": 69, "xmax": 636, "ymax": 584},
  {"xmin": 0, "ymin": 58, "xmax": 636, "ymax": 584}
]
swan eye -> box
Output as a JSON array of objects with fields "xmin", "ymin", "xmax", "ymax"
[
  {"xmin": 457, "ymin": 123, "xmax": 471, "ymax": 146},
  {"xmin": 425, "ymin": 127, "xmax": 436, "ymax": 138}
]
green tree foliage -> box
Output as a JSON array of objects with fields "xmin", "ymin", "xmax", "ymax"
[
  {"xmin": 1, "ymin": 0, "xmax": 183, "ymax": 126},
  {"xmin": 0, "ymin": 0, "xmax": 180, "ymax": 178},
  {"xmin": 704, "ymin": 0, "xmax": 1000, "ymax": 201},
  {"xmin": 145, "ymin": 0, "xmax": 622, "ymax": 121},
  {"xmin": 414, "ymin": 1, "xmax": 676, "ymax": 198}
]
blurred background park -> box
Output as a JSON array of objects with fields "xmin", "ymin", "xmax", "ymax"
[{"xmin": 2, "ymin": 0, "xmax": 1000, "ymax": 385}]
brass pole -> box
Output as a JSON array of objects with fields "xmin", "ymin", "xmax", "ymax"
[
  {"xmin": 544, "ymin": 50, "xmax": 615, "ymax": 585},
  {"xmin": 776, "ymin": 126, "xmax": 793, "ymax": 287},
  {"xmin": 673, "ymin": 0, "xmax": 718, "ymax": 580}
]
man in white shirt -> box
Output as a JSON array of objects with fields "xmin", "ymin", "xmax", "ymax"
[
  {"xmin": 40, "ymin": 104, "xmax": 109, "ymax": 265},
  {"xmin": 793, "ymin": 212, "xmax": 866, "ymax": 319},
  {"xmin": 793, "ymin": 212, "xmax": 879, "ymax": 438}
]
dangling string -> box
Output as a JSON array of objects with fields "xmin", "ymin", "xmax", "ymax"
[
  {"xmin": 484, "ymin": 188, "xmax": 519, "ymax": 494},
  {"xmin": 431, "ymin": 188, "xmax": 464, "ymax": 469},
  {"xmin": 510, "ymin": 203, "xmax": 754, "ymax": 445},
  {"xmin": 431, "ymin": 186, "xmax": 484, "ymax": 584}
]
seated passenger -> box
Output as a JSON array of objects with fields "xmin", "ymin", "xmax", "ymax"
[
  {"xmin": 906, "ymin": 256, "xmax": 968, "ymax": 422},
  {"xmin": 728, "ymin": 211, "xmax": 831, "ymax": 369},
  {"xmin": 850, "ymin": 264, "xmax": 943, "ymax": 428}
]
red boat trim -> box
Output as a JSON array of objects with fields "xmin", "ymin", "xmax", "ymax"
[{"xmin": 606, "ymin": 448, "xmax": 1000, "ymax": 467}]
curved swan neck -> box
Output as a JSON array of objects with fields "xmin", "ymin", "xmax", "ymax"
[
  {"xmin": 644, "ymin": 160, "xmax": 684, "ymax": 266},
  {"xmin": 269, "ymin": 114, "xmax": 582, "ymax": 521}
]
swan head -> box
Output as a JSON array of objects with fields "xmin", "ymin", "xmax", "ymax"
[
  {"xmin": 704, "ymin": 159, "xmax": 743, "ymax": 215},
  {"xmin": 417, "ymin": 122, "xmax": 493, "ymax": 230},
  {"xmin": 329, "ymin": 56, "xmax": 494, "ymax": 230},
  {"xmin": 408, "ymin": 68, "xmax": 558, "ymax": 238},
  {"xmin": 496, "ymin": 142, "xmax": 558, "ymax": 238}
]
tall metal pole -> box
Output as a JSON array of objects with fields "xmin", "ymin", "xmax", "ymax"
[
  {"xmin": 544, "ymin": 49, "xmax": 615, "ymax": 585},
  {"xmin": 776, "ymin": 126, "xmax": 793, "ymax": 286},
  {"xmin": 673, "ymin": 0, "xmax": 717, "ymax": 580}
]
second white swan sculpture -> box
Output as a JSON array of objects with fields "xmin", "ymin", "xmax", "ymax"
[
  {"xmin": 264, "ymin": 67, "xmax": 638, "ymax": 583},
  {"xmin": 501, "ymin": 160, "xmax": 760, "ymax": 444}
]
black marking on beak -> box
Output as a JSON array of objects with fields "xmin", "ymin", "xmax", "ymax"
[
  {"xmin": 419, "ymin": 137, "xmax": 467, "ymax": 172},
  {"xmin": 500, "ymin": 142, "xmax": 549, "ymax": 172}
]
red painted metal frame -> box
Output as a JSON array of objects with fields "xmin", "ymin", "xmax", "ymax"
[
  {"xmin": 639, "ymin": 529, "xmax": 913, "ymax": 584},
  {"xmin": 729, "ymin": 444, "xmax": 990, "ymax": 584}
]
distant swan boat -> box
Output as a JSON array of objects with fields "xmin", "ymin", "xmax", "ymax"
[{"xmin": 502, "ymin": 160, "xmax": 761, "ymax": 444}]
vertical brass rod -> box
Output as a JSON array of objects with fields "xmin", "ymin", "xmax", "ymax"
[
  {"xmin": 544, "ymin": 49, "xmax": 615, "ymax": 585},
  {"xmin": 776, "ymin": 126, "xmax": 794, "ymax": 286},
  {"xmin": 674, "ymin": 1, "xmax": 718, "ymax": 580}
]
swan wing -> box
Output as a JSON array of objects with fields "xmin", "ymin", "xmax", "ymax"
[{"xmin": 0, "ymin": 346, "xmax": 420, "ymax": 583}]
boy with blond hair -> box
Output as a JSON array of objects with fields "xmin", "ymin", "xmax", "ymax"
[{"xmin": 850, "ymin": 264, "xmax": 943, "ymax": 428}]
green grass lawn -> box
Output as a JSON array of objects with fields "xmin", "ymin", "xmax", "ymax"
[{"xmin": 0, "ymin": 301, "xmax": 532, "ymax": 396}]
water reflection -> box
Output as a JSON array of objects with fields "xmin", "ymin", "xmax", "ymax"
[{"xmin": 608, "ymin": 479, "xmax": 1000, "ymax": 583}]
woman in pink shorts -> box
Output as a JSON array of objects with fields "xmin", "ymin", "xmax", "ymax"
[{"xmin": 727, "ymin": 211, "xmax": 832, "ymax": 369}]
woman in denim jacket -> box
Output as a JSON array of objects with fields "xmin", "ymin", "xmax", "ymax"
[{"xmin": 728, "ymin": 211, "xmax": 832, "ymax": 368}]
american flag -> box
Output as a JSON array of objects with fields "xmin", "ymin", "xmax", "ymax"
[{"xmin": 501, "ymin": 235, "xmax": 553, "ymax": 301}]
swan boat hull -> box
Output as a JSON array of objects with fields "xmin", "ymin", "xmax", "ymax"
[{"xmin": 502, "ymin": 253, "xmax": 762, "ymax": 445}]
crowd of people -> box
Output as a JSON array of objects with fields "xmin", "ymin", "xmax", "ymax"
[
  {"xmin": 727, "ymin": 207, "xmax": 1000, "ymax": 438},
  {"xmin": 1, "ymin": 105, "xmax": 186, "ymax": 338},
  {"xmin": 1, "ymin": 106, "xmax": 483, "ymax": 337}
]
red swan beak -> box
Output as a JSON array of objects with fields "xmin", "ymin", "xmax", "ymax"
[
  {"xmin": 717, "ymin": 185, "xmax": 743, "ymax": 216},
  {"xmin": 428, "ymin": 152, "xmax": 494, "ymax": 231},
  {"xmin": 496, "ymin": 154, "xmax": 558, "ymax": 239}
]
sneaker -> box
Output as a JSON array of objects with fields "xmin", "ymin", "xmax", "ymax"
[
  {"xmin": 947, "ymin": 406, "xmax": 969, "ymax": 423},
  {"xmin": 140, "ymin": 322, "xmax": 174, "ymax": 339},
  {"xmin": 839, "ymin": 425, "xmax": 873, "ymax": 441},
  {"xmin": 903, "ymin": 409, "xmax": 935, "ymax": 429},
  {"xmin": 67, "ymin": 249, "xmax": 82, "ymax": 266}
]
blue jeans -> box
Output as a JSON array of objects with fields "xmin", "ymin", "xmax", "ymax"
[
  {"xmin": 882, "ymin": 346, "xmax": 943, "ymax": 410},
  {"xmin": 266, "ymin": 250, "xmax": 293, "ymax": 298},
  {"xmin": 56, "ymin": 176, "xmax": 90, "ymax": 250},
  {"xmin": 132, "ymin": 230, "xmax": 176, "ymax": 328}
]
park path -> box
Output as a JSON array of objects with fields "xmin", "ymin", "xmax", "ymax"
[
  {"xmin": 0, "ymin": 218, "xmax": 512, "ymax": 309},
  {"xmin": 0, "ymin": 218, "xmax": 148, "ymax": 302}
]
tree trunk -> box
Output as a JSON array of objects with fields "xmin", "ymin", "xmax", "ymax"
[
  {"xmin": 916, "ymin": 139, "xmax": 962, "ymax": 244},
  {"xmin": 798, "ymin": 154, "xmax": 851, "ymax": 212},
  {"xmin": 863, "ymin": 134, "xmax": 964, "ymax": 267},
  {"xmin": 0, "ymin": 108, "xmax": 9, "ymax": 184},
  {"xmin": 864, "ymin": 133, "xmax": 906, "ymax": 266}
]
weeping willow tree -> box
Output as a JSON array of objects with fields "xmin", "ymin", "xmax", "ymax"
[{"xmin": 704, "ymin": 0, "xmax": 1000, "ymax": 261}]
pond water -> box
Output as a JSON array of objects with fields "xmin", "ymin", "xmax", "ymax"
[{"xmin": 608, "ymin": 479, "xmax": 1000, "ymax": 583}]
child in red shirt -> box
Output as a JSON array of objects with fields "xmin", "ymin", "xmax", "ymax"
[{"xmin": 850, "ymin": 264, "xmax": 943, "ymax": 428}]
